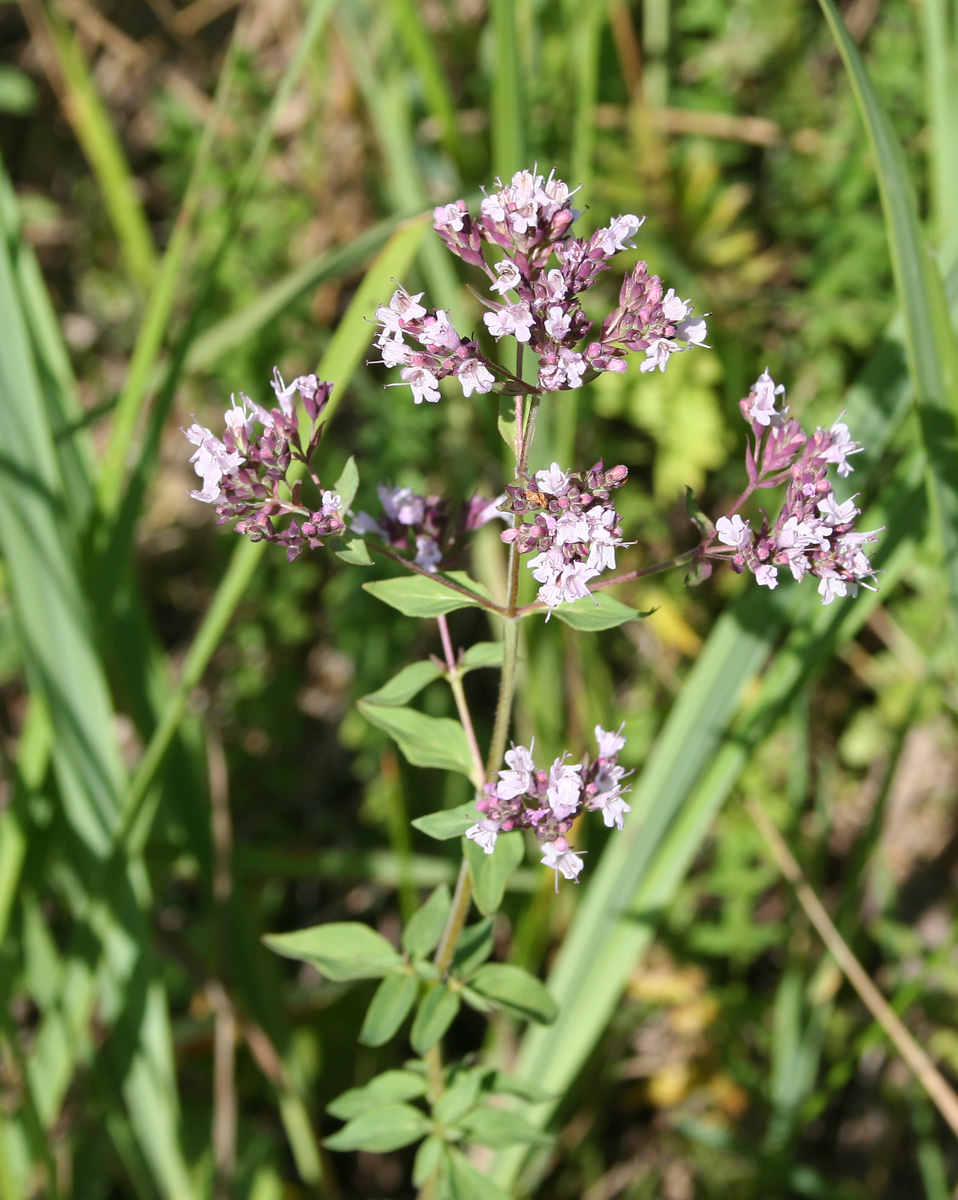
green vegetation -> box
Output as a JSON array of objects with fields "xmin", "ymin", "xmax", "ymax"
[{"xmin": 0, "ymin": 1, "xmax": 956, "ymax": 1196}]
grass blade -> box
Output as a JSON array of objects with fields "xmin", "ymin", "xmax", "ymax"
[
  {"xmin": 490, "ymin": 0, "xmax": 527, "ymax": 177},
  {"xmin": 818, "ymin": 0, "xmax": 958, "ymax": 651},
  {"xmin": 28, "ymin": 0, "xmax": 156, "ymax": 289}
]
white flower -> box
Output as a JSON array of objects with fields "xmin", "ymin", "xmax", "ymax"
[
  {"xmin": 320, "ymin": 491, "xmax": 343, "ymax": 518},
  {"xmin": 379, "ymin": 337, "xmax": 411, "ymax": 368},
  {"xmin": 716, "ymin": 515, "xmax": 751, "ymax": 550},
  {"xmin": 554, "ymin": 509, "xmax": 592, "ymax": 546},
  {"xmin": 185, "ymin": 423, "xmax": 244, "ymax": 504},
  {"xmin": 592, "ymin": 791, "xmax": 631, "ymax": 830},
  {"xmin": 497, "ymin": 744, "xmax": 537, "ymax": 800},
  {"xmin": 546, "ymin": 756, "xmax": 582, "ymax": 820},
  {"xmin": 457, "ymin": 358, "xmax": 496, "ymax": 397},
  {"xmin": 677, "ymin": 315, "xmax": 708, "ymax": 346},
  {"xmin": 661, "ymin": 288, "xmax": 691, "ymax": 322},
  {"xmin": 544, "ymin": 269, "xmax": 567, "ymax": 301},
  {"xmin": 422, "ymin": 310, "xmax": 461, "ymax": 351},
  {"xmin": 535, "ymin": 463, "xmax": 571, "ymax": 496},
  {"xmin": 540, "ymin": 839, "xmax": 585, "ymax": 884},
  {"xmin": 753, "ymin": 563, "xmax": 779, "ymax": 589},
  {"xmin": 434, "ymin": 202, "xmax": 465, "ymax": 232},
  {"xmin": 544, "ymin": 306, "xmax": 572, "ymax": 341},
  {"xmin": 399, "ymin": 365, "xmax": 441, "ymax": 404},
  {"xmin": 640, "ymin": 338, "xmax": 677, "ymax": 373},
  {"xmin": 595, "ymin": 213, "xmax": 644, "ymax": 255},
  {"xmin": 466, "ymin": 818, "xmax": 502, "ymax": 854},
  {"xmin": 483, "ymin": 302, "xmax": 535, "ymax": 342},
  {"xmin": 821, "ymin": 418, "xmax": 863, "ymax": 478},
  {"xmin": 595, "ymin": 724, "xmax": 626, "ymax": 758},
  {"xmin": 817, "ymin": 570, "xmax": 851, "ymax": 605},
  {"xmin": 817, "ymin": 493, "xmax": 859, "ymax": 528},
  {"xmin": 747, "ymin": 368, "xmax": 786, "ymax": 426},
  {"xmin": 491, "ymin": 260, "xmax": 522, "ymax": 295}
]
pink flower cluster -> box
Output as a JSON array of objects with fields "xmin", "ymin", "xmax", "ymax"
[
  {"xmin": 351, "ymin": 485, "xmax": 505, "ymax": 572},
  {"xmin": 500, "ymin": 461, "xmax": 628, "ymax": 614},
  {"xmin": 184, "ymin": 369, "xmax": 345, "ymax": 561},
  {"xmin": 466, "ymin": 726, "xmax": 631, "ymax": 886},
  {"xmin": 376, "ymin": 168, "xmax": 708, "ymax": 404},
  {"xmin": 703, "ymin": 370, "xmax": 880, "ymax": 602}
]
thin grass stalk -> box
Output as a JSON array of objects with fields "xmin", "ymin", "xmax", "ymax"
[{"xmin": 746, "ymin": 797, "xmax": 958, "ymax": 1140}]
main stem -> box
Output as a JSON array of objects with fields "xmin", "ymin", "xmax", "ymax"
[{"xmin": 430, "ymin": 394, "xmax": 534, "ymax": 978}]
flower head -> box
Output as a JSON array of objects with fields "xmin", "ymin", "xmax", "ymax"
[
  {"xmin": 466, "ymin": 728, "xmax": 630, "ymax": 887},
  {"xmin": 184, "ymin": 370, "xmax": 342, "ymax": 560},
  {"xmin": 501, "ymin": 461, "xmax": 629, "ymax": 616}
]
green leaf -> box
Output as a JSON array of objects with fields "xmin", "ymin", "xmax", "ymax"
[
  {"xmin": 551, "ymin": 592, "xmax": 651, "ymax": 631},
  {"xmin": 327, "ymin": 1070, "xmax": 428, "ymax": 1120},
  {"xmin": 360, "ymin": 972, "xmax": 420, "ymax": 1046},
  {"xmin": 459, "ymin": 1107, "xmax": 550, "ymax": 1148},
  {"xmin": 496, "ymin": 394, "xmax": 519, "ymax": 455},
  {"xmin": 363, "ymin": 661, "xmax": 443, "ymax": 708},
  {"xmin": 433, "ymin": 1071, "xmax": 482, "ymax": 1126},
  {"xmin": 324, "ymin": 1103, "xmax": 432, "ymax": 1153},
  {"xmin": 451, "ymin": 917, "xmax": 495, "ymax": 978},
  {"xmin": 410, "ymin": 985, "xmax": 461, "ymax": 1055},
  {"xmin": 460, "ymin": 641, "xmax": 505, "ymax": 672},
  {"xmin": 819, "ymin": 0, "xmax": 958, "ymax": 649},
  {"xmin": 412, "ymin": 802, "xmax": 478, "ymax": 841},
  {"xmin": 335, "ymin": 537, "xmax": 373, "ymax": 566},
  {"xmin": 263, "ymin": 922, "xmax": 401, "ymax": 981},
  {"xmin": 445, "ymin": 1147, "xmax": 514, "ymax": 1200},
  {"xmin": 332, "ymin": 454, "xmax": 360, "ymax": 510},
  {"xmin": 357, "ymin": 703, "xmax": 475, "ymax": 778},
  {"xmin": 402, "ymin": 885, "xmax": 452, "ymax": 959},
  {"xmin": 685, "ymin": 486, "xmax": 715, "ymax": 538},
  {"xmin": 464, "ymin": 833, "xmax": 525, "ymax": 916},
  {"xmin": 459, "ymin": 985, "xmax": 494, "ymax": 1015},
  {"xmin": 468, "ymin": 964, "xmax": 557, "ymax": 1025},
  {"xmin": 413, "ymin": 1133, "xmax": 446, "ymax": 1187},
  {"xmin": 363, "ymin": 571, "xmax": 494, "ymax": 617}
]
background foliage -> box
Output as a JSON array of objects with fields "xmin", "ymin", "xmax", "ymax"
[{"xmin": 1, "ymin": 0, "xmax": 957, "ymax": 1197}]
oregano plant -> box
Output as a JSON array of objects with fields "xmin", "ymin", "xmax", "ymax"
[{"xmin": 184, "ymin": 168, "xmax": 881, "ymax": 1197}]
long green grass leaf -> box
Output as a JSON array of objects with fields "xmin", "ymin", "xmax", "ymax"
[
  {"xmin": 818, "ymin": 0, "xmax": 958, "ymax": 650},
  {"xmin": 37, "ymin": 2, "xmax": 156, "ymax": 289},
  {"xmin": 490, "ymin": 0, "xmax": 526, "ymax": 177}
]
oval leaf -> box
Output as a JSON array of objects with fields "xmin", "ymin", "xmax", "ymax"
[
  {"xmin": 363, "ymin": 660, "xmax": 442, "ymax": 708},
  {"xmin": 324, "ymin": 1103, "xmax": 431, "ymax": 1153},
  {"xmin": 410, "ymin": 985, "xmax": 461, "ymax": 1055},
  {"xmin": 357, "ymin": 702, "xmax": 475, "ymax": 778},
  {"xmin": 363, "ymin": 571, "xmax": 493, "ymax": 617},
  {"xmin": 413, "ymin": 1134, "xmax": 446, "ymax": 1188},
  {"xmin": 444, "ymin": 1147, "xmax": 514, "ymax": 1200},
  {"xmin": 402, "ymin": 885, "xmax": 452, "ymax": 960},
  {"xmin": 360, "ymin": 972, "xmax": 420, "ymax": 1046},
  {"xmin": 263, "ymin": 922, "xmax": 400, "ymax": 981},
  {"xmin": 451, "ymin": 917, "xmax": 495, "ymax": 977},
  {"xmin": 467, "ymin": 963, "xmax": 557, "ymax": 1025},
  {"xmin": 551, "ymin": 592, "xmax": 651, "ymax": 631},
  {"xmin": 335, "ymin": 537, "xmax": 373, "ymax": 566},
  {"xmin": 460, "ymin": 640, "xmax": 504, "ymax": 671},
  {"xmin": 327, "ymin": 1069, "xmax": 428, "ymax": 1120},
  {"xmin": 332, "ymin": 455, "xmax": 360, "ymax": 510},
  {"xmin": 412, "ymin": 801, "xmax": 478, "ymax": 841},
  {"xmin": 464, "ymin": 831, "xmax": 525, "ymax": 916},
  {"xmin": 459, "ymin": 1106, "xmax": 550, "ymax": 1148}
]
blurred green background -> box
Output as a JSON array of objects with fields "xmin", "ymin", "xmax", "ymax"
[{"xmin": 1, "ymin": 0, "xmax": 957, "ymax": 1197}]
